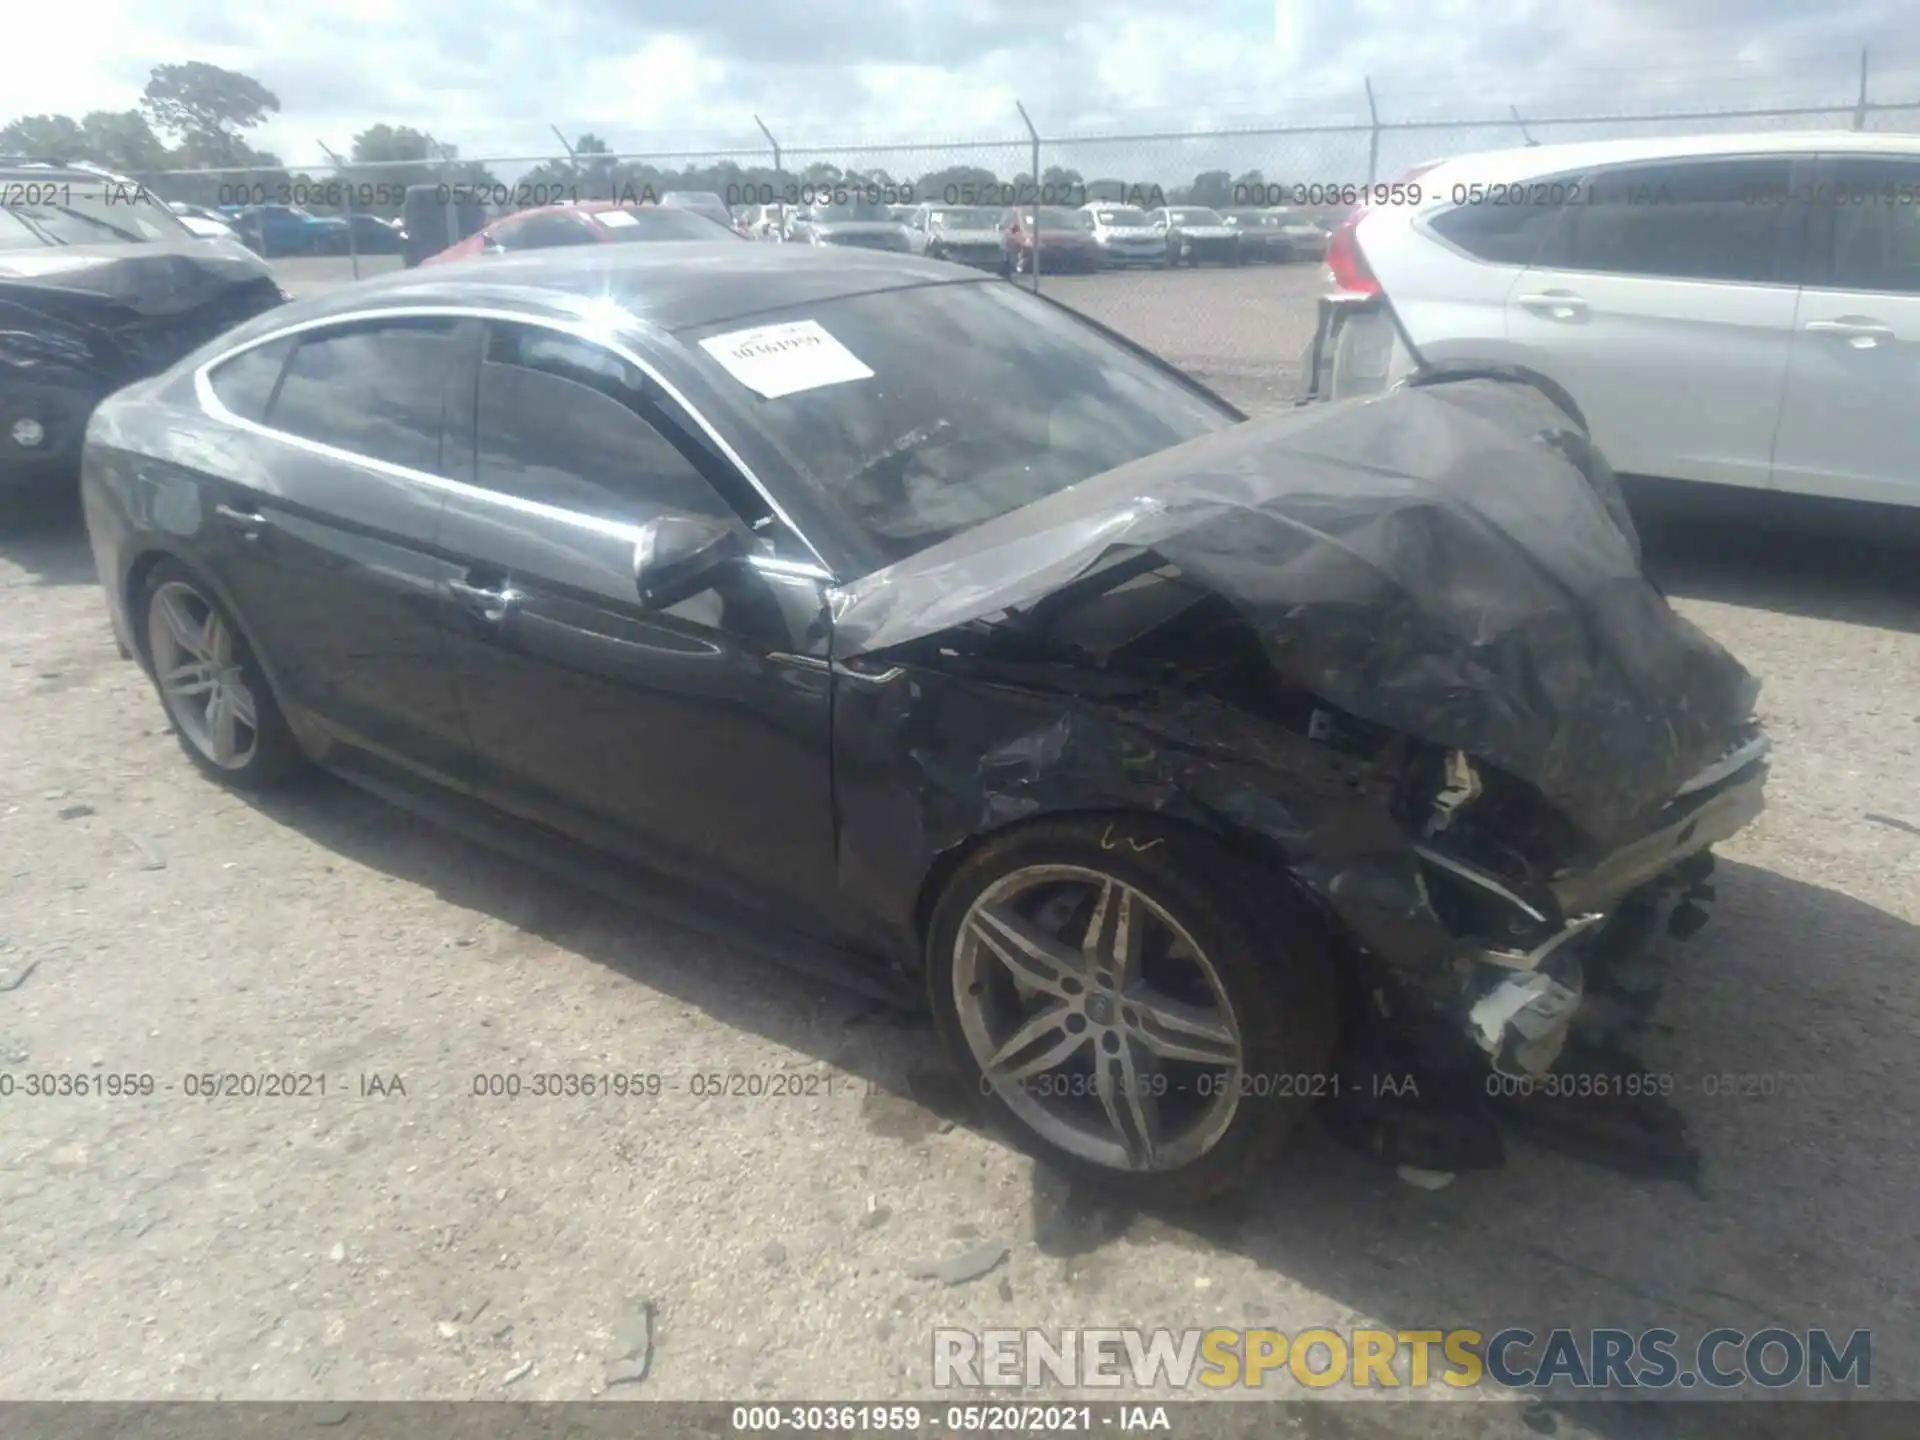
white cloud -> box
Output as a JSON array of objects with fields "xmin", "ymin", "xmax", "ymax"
[{"xmin": 8, "ymin": 0, "xmax": 1918, "ymax": 182}]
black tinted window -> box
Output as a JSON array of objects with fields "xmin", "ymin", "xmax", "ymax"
[
  {"xmin": 266, "ymin": 319, "xmax": 459, "ymax": 473},
  {"xmin": 474, "ymin": 324, "xmax": 729, "ymax": 523},
  {"xmin": 1561, "ymin": 158, "xmax": 1791, "ymax": 283},
  {"xmin": 1428, "ymin": 186, "xmax": 1575, "ymax": 265},
  {"xmin": 1823, "ymin": 158, "xmax": 1920, "ymax": 295},
  {"xmin": 208, "ymin": 336, "xmax": 293, "ymax": 422}
]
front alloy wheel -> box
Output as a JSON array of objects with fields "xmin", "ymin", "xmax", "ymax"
[
  {"xmin": 955, "ymin": 865, "xmax": 1244, "ymax": 1172},
  {"xmin": 928, "ymin": 817, "xmax": 1337, "ymax": 1201}
]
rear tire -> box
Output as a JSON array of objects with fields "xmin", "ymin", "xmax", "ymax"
[
  {"xmin": 139, "ymin": 559, "xmax": 303, "ymax": 791},
  {"xmin": 927, "ymin": 815, "xmax": 1339, "ymax": 1204}
]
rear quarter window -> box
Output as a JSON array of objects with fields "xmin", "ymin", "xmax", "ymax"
[
  {"xmin": 1425, "ymin": 177, "xmax": 1581, "ymax": 266},
  {"xmin": 206, "ymin": 336, "xmax": 294, "ymax": 423}
]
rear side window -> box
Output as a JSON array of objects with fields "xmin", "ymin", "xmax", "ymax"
[
  {"xmin": 1426, "ymin": 181, "xmax": 1578, "ymax": 266},
  {"xmin": 265, "ymin": 317, "xmax": 461, "ymax": 474},
  {"xmin": 1557, "ymin": 158, "xmax": 1793, "ymax": 283},
  {"xmin": 473, "ymin": 323, "xmax": 734, "ymax": 523},
  {"xmin": 1820, "ymin": 156, "xmax": 1920, "ymax": 295},
  {"xmin": 207, "ymin": 335, "xmax": 294, "ymax": 422}
]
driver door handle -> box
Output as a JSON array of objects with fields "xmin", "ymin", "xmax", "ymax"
[{"xmin": 449, "ymin": 577, "xmax": 523, "ymax": 623}]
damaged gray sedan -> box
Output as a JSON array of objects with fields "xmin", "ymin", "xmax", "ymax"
[{"xmin": 80, "ymin": 243, "xmax": 1767, "ymax": 1201}]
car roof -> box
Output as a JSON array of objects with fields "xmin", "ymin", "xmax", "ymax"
[
  {"xmin": 251, "ymin": 241, "xmax": 986, "ymax": 335},
  {"xmin": 1418, "ymin": 128, "xmax": 1920, "ymax": 186}
]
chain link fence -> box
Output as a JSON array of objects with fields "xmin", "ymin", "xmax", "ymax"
[{"xmin": 132, "ymin": 80, "xmax": 1920, "ymax": 414}]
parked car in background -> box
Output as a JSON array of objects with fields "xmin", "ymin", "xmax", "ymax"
[
  {"xmin": 786, "ymin": 197, "xmax": 910, "ymax": 252},
  {"xmin": 1268, "ymin": 206, "xmax": 1332, "ymax": 260},
  {"xmin": 999, "ymin": 205, "xmax": 1103, "ymax": 275},
  {"xmin": 1151, "ymin": 206, "xmax": 1240, "ymax": 266},
  {"xmin": 902, "ymin": 204, "xmax": 1003, "ymax": 268},
  {"xmin": 80, "ymin": 242, "xmax": 1767, "ymax": 1201},
  {"xmin": 403, "ymin": 184, "xmax": 487, "ymax": 268},
  {"xmin": 0, "ymin": 159, "xmax": 284, "ymax": 496},
  {"xmin": 337, "ymin": 212, "xmax": 405, "ymax": 255},
  {"xmin": 660, "ymin": 191, "xmax": 733, "ymax": 228},
  {"xmin": 228, "ymin": 204, "xmax": 344, "ymax": 258},
  {"xmin": 1218, "ymin": 209, "xmax": 1294, "ymax": 263},
  {"xmin": 167, "ymin": 202, "xmax": 238, "ymax": 242},
  {"xmin": 1080, "ymin": 203, "xmax": 1170, "ymax": 267},
  {"xmin": 422, "ymin": 201, "xmax": 738, "ymax": 264},
  {"xmin": 736, "ymin": 203, "xmax": 792, "ymax": 241},
  {"xmin": 1302, "ymin": 130, "xmax": 1920, "ymax": 518}
]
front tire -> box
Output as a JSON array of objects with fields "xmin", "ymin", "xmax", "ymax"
[
  {"xmin": 140, "ymin": 559, "xmax": 303, "ymax": 790},
  {"xmin": 927, "ymin": 816, "xmax": 1338, "ymax": 1203}
]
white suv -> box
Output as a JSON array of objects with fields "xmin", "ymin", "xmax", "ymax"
[{"xmin": 1302, "ymin": 132, "xmax": 1920, "ymax": 512}]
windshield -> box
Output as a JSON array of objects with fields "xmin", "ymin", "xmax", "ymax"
[
  {"xmin": 0, "ymin": 184, "xmax": 191, "ymax": 250},
  {"xmin": 809, "ymin": 198, "xmax": 893, "ymax": 223},
  {"xmin": 1092, "ymin": 206, "xmax": 1150, "ymax": 225},
  {"xmin": 1169, "ymin": 208, "xmax": 1224, "ymax": 225},
  {"xmin": 683, "ymin": 281, "xmax": 1237, "ymax": 570},
  {"xmin": 928, "ymin": 207, "xmax": 998, "ymax": 229},
  {"xmin": 596, "ymin": 207, "xmax": 735, "ymax": 241}
]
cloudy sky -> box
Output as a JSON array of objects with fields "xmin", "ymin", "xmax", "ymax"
[{"xmin": 11, "ymin": 0, "xmax": 1920, "ymax": 179}]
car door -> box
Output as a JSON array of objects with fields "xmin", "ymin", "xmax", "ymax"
[
  {"xmin": 1504, "ymin": 154, "xmax": 1806, "ymax": 490},
  {"xmin": 196, "ymin": 315, "xmax": 480, "ymax": 783},
  {"xmin": 431, "ymin": 317, "xmax": 842, "ymax": 931},
  {"xmin": 1770, "ymin": 152, "xmax": 1920, "ymax": 507}
]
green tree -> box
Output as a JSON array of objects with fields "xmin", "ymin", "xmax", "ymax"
[
  {"xmin": 141, "ymin": 62, "xmax": 281, "ymax": 168},
  {"xmin": 81, "ymin": 111, "xmax": 172, "ymax": 173},
  {"xmin": 1184, "ymin": 170, "xmax": 1233, "ymax": 207},
  {"xmin": 0, "ymin": 113, "xmax": 88, "ymax": 159}
]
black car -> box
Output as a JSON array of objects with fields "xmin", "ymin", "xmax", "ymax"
[
  {"xmin": 0, "ymin": 160, "xmax": 285, "ymax": 497},
  {"xmin": 81, "ymin": 244, "xmax": 1768, "ymax": 1199},
  {"xmin": 1217, "ymin": 209, "xmax": 1293, "ymax": 263}
]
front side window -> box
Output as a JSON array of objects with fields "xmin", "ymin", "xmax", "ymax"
[
  {"xmin": 474, "ymin": 323, "xmax": 736, "ymax": 524},
  {"xmin": 1557, "ymin": 157, "xmax": 1793, "ymax": 283},
  {"xmin": 681, "ymin": 280, "xmax": 1238, "ymax": 571},
  {"xmin": 1821, "ymin": 157, "xmax": 1920, "ymax": 295},
  {"xmin": 265, "ymin": 318, "xmax": 461, "ymax": 474}
]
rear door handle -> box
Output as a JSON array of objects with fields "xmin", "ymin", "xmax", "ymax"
[
  {"xmin": 448, "ymin": 577, "xmax": 524, "ymax": 623},
  {"xmin": 1516, "ymin": 291, "xmax": 1589, "ymax": 319},
  {"xmin": 1804, "ymin": 317, "xmax": 1894, "ymax": 348}
]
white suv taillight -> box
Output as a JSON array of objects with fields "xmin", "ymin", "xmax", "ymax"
[{"xmin": 1324, "ymin": 160, "xmax": 1444, "ymax": 297}]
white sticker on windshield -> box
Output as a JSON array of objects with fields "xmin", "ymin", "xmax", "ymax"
[
  {"xmin": 595, "ymin": 208, "xmax": 640, "ymax": 227},
  {"xmin": 698, "ymin": 319, "xmax": 874, "ymax": 400}
]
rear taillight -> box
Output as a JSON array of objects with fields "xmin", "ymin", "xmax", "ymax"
[
  {"xmin": 1324, "ymin": 217, "xmax": 1376, "ymax": 295},
  {"xmin": 1324, "ymin": 160, "xmax": 1443, "ymax": 297}
]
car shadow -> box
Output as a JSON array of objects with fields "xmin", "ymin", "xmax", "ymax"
[
  {"xmin": 243, "ymin": 773, "xmax": 1917, "ymax": 1420},
  {"xmin": 0, "ymin": 491, "xmax": 95, "ymax": 587},
  {"xmin": 1637, "ymin": 507, "xmax": 1920, "ymax": 636}
]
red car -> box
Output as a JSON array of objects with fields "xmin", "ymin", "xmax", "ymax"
[
  {"xmin": 422, "ymin": 200, "xmax": 738, "ymax": 264},
  {"xmin": 997, "ymin": 206, "xmax": 1103, "ymax": 276}
]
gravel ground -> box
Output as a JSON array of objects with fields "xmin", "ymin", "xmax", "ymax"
[{"xmin": 2, "ymin": 259, "xmax": 1917, "ymax": 1429}]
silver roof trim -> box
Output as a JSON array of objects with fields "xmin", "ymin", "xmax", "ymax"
[{"xmin": 190, "ymin": 302, "xmax": 831, "ymax": 574}]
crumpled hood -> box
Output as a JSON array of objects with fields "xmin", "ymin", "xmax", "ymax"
[
  {"xmin": 0, "ymin": 239, "xmax": 275, "ymax": 317},
  {"xmin": 831, "ymin": 377, "xmax": 1759, "ymax": 843}
]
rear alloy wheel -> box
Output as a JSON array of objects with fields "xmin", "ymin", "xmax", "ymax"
[
  {"xmin": 142, "ymin": 561, "xmax": 302, "ymax": 789},
  {"xmin": 928, "ymin": 817, "xmax": 1337, "ymax": 1202}
]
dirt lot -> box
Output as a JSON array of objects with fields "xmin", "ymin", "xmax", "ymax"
[{"xmin": 3, "ymin": 259, "xmax": 1918, "ymax": 1429}]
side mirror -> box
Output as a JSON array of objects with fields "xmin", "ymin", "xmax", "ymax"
[{"xmin": 633, "ymin": 512, "xmax": 748, "ymax": 610}]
